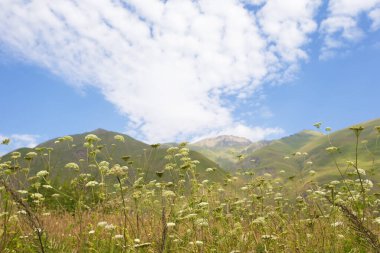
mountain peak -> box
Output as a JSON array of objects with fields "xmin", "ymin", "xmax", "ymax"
[
  {"xmin": 90, "ymin": 128, "xmax": 110, "ymax": 134},
  {"xmin": 192, "ymin": 135, "xmax": 252, "ymax": 148}
]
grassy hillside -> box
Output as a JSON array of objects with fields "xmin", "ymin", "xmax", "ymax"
[
  {"xmin": 302, "ymin": 118, "xmax": 380, "ymax": 182},
  {"xmin": 3, "ymin": 118, "xmax": 380, "ymax": 186},
  {"xmin": 1, "ymin": 129, "xmax": 226, "ymax": 182},
  {"xmin": 1, "ymin": 123, "xmax": 380, "ymax": 253},
  {"xmin": 189, "ymin": 146, "xmax": 244, "ymax": 170},
  {"xmin": 237, "ymin": 130, "xmax": 323, "ymax": 171},
  {"xmin": 241, "ymin": 118, "xmax": 380, "ymax": 186},
  {"xmin": 190, "ymin": 136, "xmax": 270, "ymax": 170}
]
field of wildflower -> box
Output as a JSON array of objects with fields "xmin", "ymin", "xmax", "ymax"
[{"xmin": 0, "ymin": 126, "xmax": 379, "ymax": 252}]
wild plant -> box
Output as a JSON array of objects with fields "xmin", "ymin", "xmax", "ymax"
[{"xmin": 0, "ymin": 126, "xmax": 379, "ymax": 252}]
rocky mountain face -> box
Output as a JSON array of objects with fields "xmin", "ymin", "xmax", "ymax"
[{"xmin": 192, "ymin": 135, "xmax": 252, "ymax": 148}]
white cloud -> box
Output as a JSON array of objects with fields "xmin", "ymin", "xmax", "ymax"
[
  {"xmin": 0, "ymin": 134, "xmax": 40, "ymax": 155},
  {"xmin": 369, "ymin": 8, "xmax": 380, "ymax": 30},
  {"xmin": 320, "ymin": 0, "xmax": 380, "ymax": 59},
  {"xmin": 192, "ymin": 124, "xmax": 284, "ymax": 143},
  {"xmin": 0, "ymin": 0, "xmax": 322, "ymax": 142},
  {"xmin": 257, "ymin": 0, "xmax": 320, "ymax": 63}
]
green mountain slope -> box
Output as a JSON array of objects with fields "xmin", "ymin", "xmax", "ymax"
[
  {"xmin": 238, "ymin": 130, "xmax": 323, "ymax": 172},
  {"xmin": 241, "ymin": 118, "xmax": 380, "ymax": 185},
  {"xmin": 301, "ymin": 118, "xmax": 380, "ymax": 182},
  {"xmin": 3, "ymin": 118, "xmax": 379, "ymax": 187},
  {"xmin": 190, "ymin": 135, "xmax": 256, "ymax": 170},
  {"xmin": 1, "ymin": 129, "xmax": 225, "ymax": 182}
]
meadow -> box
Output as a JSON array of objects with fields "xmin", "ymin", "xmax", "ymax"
[{"xmin": 0, "ymin": 125, "xmax": 379, "ymax": 252}]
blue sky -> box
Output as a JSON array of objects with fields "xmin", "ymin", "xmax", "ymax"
[{"xmin": 1, "ymin": 0, "xmax": 380, "ymax": 154}]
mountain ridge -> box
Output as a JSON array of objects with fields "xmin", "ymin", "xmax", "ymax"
[
  {"xmin": 2, "ymin": 118, "xmax": 380, "ymax": 186},
  {"xmin": 1, "ymin": 129, "xmax": 226, "ymax": 182},
  {"xmin": 192, "ymin": 135, "xmax": 252, "ymax": 148}
]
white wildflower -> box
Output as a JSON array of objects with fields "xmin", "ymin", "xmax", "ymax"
[
  {"xmin": 195, "ymin": 241, "xmax": 204, "ymax": 246},
  {"xmin": 65, "ymin": 162, "xmax": 80, "ymax": 171},
  {"xmin": 85, "ymin": 181, "xmax": 99, "ymax": 188},
  {"xmin": 30, "ymin": 193, "xmax": 44, "ymax": 200},
  {"xmin": 36, "ymin": 170, "xmax": 49, "ymax": 178},
  {"xmin": 195, "ymin": 218, "xmax": 208, "ymax": 227},
  {"xmin": 331, "ymin": 221, "xmax": 343, "ymax": 227},
  {"xmin": 85, "ymin": 134, "xmax": 101, "ymax": 142},
  {"xmin": 167, "ymin": 222, "xmax": 176, "ymax": 228},
  {"xmin": 97, "ymin": 221, "xmax": 107, "ymax": 227},
  {"xmin": 108, "ymin": 164, "xmax": 128, "ymax": 176},
  {"xmin": 198, "ymin": 202, "xmax": 208, "ymax": 207},
  {"xmin": 326, "ymin": 146, "xmax": 338, "ymax": 152},
  {"xmin": 252, "ymin": 217, "xmax": 266, "ymax": 224},
  {"xmin": 114, "ymin": 135, "xmax": 125, "ymax": 142},
  {"xmin": 26, "ymin": 152, "xmax": 38, "ymax": 159},
  {"xmin": 162, "ymin": 190, "xmax": 176, "ymax": 198},
  {"xmin": 105, "ymin": 224, "xmax": 116, "ymax": 230},
  {"xmin": 261, "ymin": 235, "xmax": 277, "ymax": 240},
  {"xmin": 357, "ymin": 168, "xmax": 366, "ymax": 176}
]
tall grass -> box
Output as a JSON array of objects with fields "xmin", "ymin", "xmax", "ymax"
[{"xmin": 0, "ymin": 125, "xmax": 379, "ymax": 252}]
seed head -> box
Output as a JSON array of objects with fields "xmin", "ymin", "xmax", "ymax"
[
  {"xmin": 85, "ymin": 134, "xmax": 101, "ymax": 142},
  {"xmin": 65, "ymin": 162, "xmax": 80, "ymax": 171},
  {"xmin": 85, "ymin": 181, "xmax": 99, "ymax": 187},
  {"xmin": 1, "ymin": 138, "xmax": 10, "ymax": 145},
  {"xmin": 357, "ymin": 168, "xmax": 366, "ymax": 175},
  {"xmin": 349, "ymin": 126, "xmax": 364, "ymax": 137},
  {"xmin": 26, "ymin": 152, "xmax": 38, "ymax": 159},
  {"xmin": 326, "ymin": 146, "xmax": 338, "ymax": 153},
  {"xmin": 114, "ymin": 135, "xmax": 125, "ymax": 143},
  {"xmin": 36, "ymin": 170, "xmax": 49, "ymax": 178},
  {"xmin": 150, "ymin": 143, "xmax": 161, "ymax": 148}
]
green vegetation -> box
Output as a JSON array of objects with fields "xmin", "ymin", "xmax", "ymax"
[
  {"xmin": 1, "ymin": 129, "xmax": 225, "ymax": 183},
  {"xmin": 192, "ymin": 118, "xmax": 380, "ymax": 187},
  {"xmin": 191, "ymin": 135, "xmax": 269, "ymax": 170},
  {"xmin": 238, "ymin": 118, "xmax": 380, "ymax": 185},
  {"xmin": 0, "ymin": 121, "xmax": 379, "ymax": 252}
]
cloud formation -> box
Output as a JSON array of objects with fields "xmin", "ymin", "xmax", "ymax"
[
  {"xmin": 192, "ymin": 124, "xmax": 283, "ymax": 143},
  {"xmin": 320, "ymin": 0, "xmax": 380, "ymax": 58},
  {"xmin": 0, "ymin": 0, "xmax": 357, "ymax": 142}
]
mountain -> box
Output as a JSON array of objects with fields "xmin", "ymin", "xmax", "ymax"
[
  {"xmin": 3, "ymin": 118, "xmax": 380, "ymax": 187},
  {"xmin": 240, "ymin": 118, "xmax": 380, "ymax": 185},
  {"xmin": 1, "ymin": 129, "xmax": 226, "ymax": 182},
  {"xmin": 237, "ymin": 130, "xmax": 323, "ymax": 173},
  {"xmin": 190, "ymin": 135, "xmax": 267, "ymax": 170},
  {"xmin": 192, "ymin": 135, "xmax": 252, "ymax": 148},
  {"xmin": 299, "ymin": 118, "xmax": 380, "ymax": 182},
  {"xmin": 243, "ymin": 140, "xmax": 273, "ymax": 154}
]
